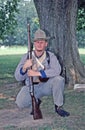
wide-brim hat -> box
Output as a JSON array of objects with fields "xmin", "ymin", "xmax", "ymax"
[{"xmin": 34, "ymin": 29, "xmax": 49, "ymax": 41}]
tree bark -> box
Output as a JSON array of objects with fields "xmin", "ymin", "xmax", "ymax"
[{"xmin": 33, "ymin": 0, "xmax": 85, "ymax": 88}]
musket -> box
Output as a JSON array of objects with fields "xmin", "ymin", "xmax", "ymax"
[{"xmin": 27, "ymin": 24, "xmax": 43, "ymax": 120}]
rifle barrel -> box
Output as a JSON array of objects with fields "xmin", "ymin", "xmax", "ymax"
[{"xmin": 27, "ymin": 24, "xmax": 43, "ymax": 120}]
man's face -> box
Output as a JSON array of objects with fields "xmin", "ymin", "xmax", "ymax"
[{"xmin": 34, "ymin": 40, "xmax": 48, "ymax": 51}]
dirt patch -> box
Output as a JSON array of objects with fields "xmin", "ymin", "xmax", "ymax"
[
  {"xmin": 0, "ymin": 107, "xmax": 53, "ymax": 129},
  {"xmin": 0, "ymin": 83, "xmax": 54, "ymax": 129}
]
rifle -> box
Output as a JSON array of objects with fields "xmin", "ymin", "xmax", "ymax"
[{"xmin": 27, "ymin": 24, "xmax": 43, "ymax": 120}]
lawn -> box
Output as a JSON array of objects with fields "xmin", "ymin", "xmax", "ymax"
[
  {"xmin": 0, "ymin": 46, "xmax": 85, "ymax": 130},
  {"xmin": 0, "ymin": 46, "xmax": 27, "ymax": 84}
]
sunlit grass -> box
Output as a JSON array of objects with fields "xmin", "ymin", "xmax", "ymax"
[
  {"xmin": 0, "ymin": 46, "xmax": 28, "ymax": 55},
  {"xmin": 78, "ymin": 48, "xmax": 85, "ymax": 54},
  {"xmin": 0, "ymin": 54, "xmax": 23, "ymax": 84}
]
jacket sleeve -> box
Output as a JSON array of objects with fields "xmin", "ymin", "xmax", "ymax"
[
  {"xmin": 40, "ymin": 53, "xmax": 61, "ymax": 78},
  {"xmin": 14, "ymin": 54, "xmax": 28, "ymax": 81}
]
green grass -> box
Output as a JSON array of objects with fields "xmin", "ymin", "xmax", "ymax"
[
  {"xmin": 0, "ymin": 46, "xmax": 27, "ymax": 84},
  {"xmin": 0, "ymin": 45, "xmax": 28, "ymax": 55},
  {"xmin": 0, "ymin": 46, "xmax": 85, "ymax": 130},
  {"xmin": 80, "ymin": 54, "xmax": 85, "ymax": 64},
  {"xmin": 79, "ymin": 48, "xmax": 85, "ymax": 64},
  {"xmin": 0, "ymin": 54, "xmax": 23, "ymax": 84}
]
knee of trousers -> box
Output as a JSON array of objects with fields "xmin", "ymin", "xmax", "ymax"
[
  {"xmin": 52, "ymin": 76, "xmax": 65, "ymax": 89},
  {"xmin": 15, "ymin": 86, "xmax": 31, "ymax": 108},
  {"xmin": 52, "ymin": 76, "xmax": 65, "ymax": 83}
]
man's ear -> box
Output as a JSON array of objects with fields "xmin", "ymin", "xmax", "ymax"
[{"xmin": 45, "ymin": 42, "xmax": 48, "ymax": 47}]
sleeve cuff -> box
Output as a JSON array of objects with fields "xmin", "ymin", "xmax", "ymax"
[
  {"xmin": 20, "ymin": 67, "xmax": 27, "ymax": 75},
  {"xmin": 40, "ymin": 70, "xmax": 47, "ymax": 78}
]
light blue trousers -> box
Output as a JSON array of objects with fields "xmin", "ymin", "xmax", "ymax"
[{"xmin": 15, "ymin": 76, "xmax": 65, "ymax": 108}]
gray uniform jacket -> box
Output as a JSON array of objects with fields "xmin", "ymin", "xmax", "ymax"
[{"xmin": 15, "ymin": 51, "xmax": 61, "ymax": 83}]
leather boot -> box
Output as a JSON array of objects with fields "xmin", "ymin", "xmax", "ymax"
[
  {"xmin": 55, "ymin": 105, "xmax": 70, "ymax": 117},
  {"xmin": 30, "ymin": 99, "xmax": 42, "ymax": 115}
]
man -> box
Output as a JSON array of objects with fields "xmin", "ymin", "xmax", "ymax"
[{"xmin": 15, "ymin": 29, "xmax": 70, "ymax": 117}]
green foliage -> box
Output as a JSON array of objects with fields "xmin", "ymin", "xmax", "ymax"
[
  {"xmin": 77, "ymin": 8, "xmax": 85, "ymax": 47},
  {"xmin": 77, "ymin": 29, "xmax": 85, "ymax": 48},
  {"xmin": 14, "ymin": 0, "xmax": 39, "ymax": 46},
  {"xmin": 77, "ymin": 8, "xmax": 85, "ymax": 31},
  {"xmin": 0, "ymin": 0, "xmax": 39, "ymax": 46},
  {"xmin": 0, "ymin": 0, "xmax": 20, "ymax": 42}
]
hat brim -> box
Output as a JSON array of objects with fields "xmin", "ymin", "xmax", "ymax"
[{"xmin": 34, "ymin": 37, "xmax": 50, "ymax": 42}]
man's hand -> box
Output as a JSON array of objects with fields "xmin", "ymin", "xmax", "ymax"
[
  {"xmin": 22, "ymin": 59, "xmax": 32, "ymax": 72},
  {"xmin": 27, "ymin": 69, "xmax": 41, "ymax": 77}
]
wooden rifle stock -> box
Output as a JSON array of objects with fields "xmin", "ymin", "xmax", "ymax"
[{"xmin": 27, "ymin": 24, "xmax": 43, "ymax": 120}]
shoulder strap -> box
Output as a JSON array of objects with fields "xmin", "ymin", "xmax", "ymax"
[
  {"xmin": 56, "ymin": 53, "xmax": 63, "ymax": 75},
  {"xmin": 46, "ymin": 51, "xmax": 50, "ymax": 64}
]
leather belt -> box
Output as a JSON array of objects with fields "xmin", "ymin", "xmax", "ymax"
[
  {"xmin": 33, "ymin": 82, "xmax": 39, "ymax": 85},
  {"xmin": 33, "ymin": 78, "xmax": 49, "ymax": 85}
]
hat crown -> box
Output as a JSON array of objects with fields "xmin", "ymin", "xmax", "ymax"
[{"xmin": 34, "ymin": 29, "xmax": 46, "ymax": 41}]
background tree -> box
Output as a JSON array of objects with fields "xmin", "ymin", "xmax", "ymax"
[
  {"xmin": 0, "ymin": 0, "xmax": 39, "ymax": 46},
  {"xmin": 14, "ymin": 0, "xmax": 39, "ymax": 46},
  {"xmin": 33, "ymin": 0, "xmax": 85, "ymax": 88},
  {"xmin": 0, "ymin": 0, "xmax": 20, "ymax": 44},
  {"xmin": 77, "ymin": 3, "xmax": 85, "ymax": 48}
]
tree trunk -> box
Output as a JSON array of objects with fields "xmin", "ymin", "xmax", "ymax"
[{"xmin": 33, "ymin": 0, "xmax": 85, "ymax": 88}]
